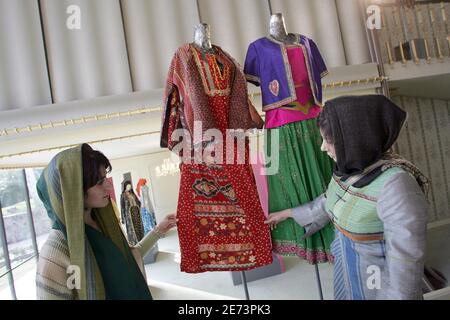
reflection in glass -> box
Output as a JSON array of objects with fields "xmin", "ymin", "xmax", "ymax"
[
  {"xmin": 0, "ymin": 170, "xmax": 34, "ymax": 270},
  {"xmin": 25, "ymin": 169, "xmax": 51, "ymax": 251}
]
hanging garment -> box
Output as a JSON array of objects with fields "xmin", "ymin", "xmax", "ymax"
[
  {"xmin": 120, "ymin": 191, "xmax": 144, "ymax": 246},
  {"xmin": 244, "ymin": 34, "xmax": 328, "ymax": 111},
  {"xmin": 140, "ymin": 208, "xmax": 154, "ymax": 235},
  {"xmin": 161, "ymin": 43, "xmax": 273, "ymax": 273},
  {"xmin": 244, "ymin": 37, "xmax": 335, "ymax": 264},
  {"xmin": 140, "ymin": 185, "xmax": 157, "ymax": 234}
]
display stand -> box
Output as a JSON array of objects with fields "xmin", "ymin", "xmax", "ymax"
[
  {"xmin": 314, "ymin": 264, "xmax": 324, "ymax": 300},
  {"xmin": 240, "ymin": 271, "xmax": 250, "ymax": 300}
]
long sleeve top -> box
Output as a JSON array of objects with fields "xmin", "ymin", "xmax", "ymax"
[
  {"xmin": 291, "ymin": 172, "xmax": 428, "ymax": 300},
  {"xmin": 36, "ymin": 227, "xmax": 160, "ymax": 300}
]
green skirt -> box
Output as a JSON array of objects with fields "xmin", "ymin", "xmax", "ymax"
[{"xmin": 266, "ymin": 118, "xmax": 335, "ymax": 264}]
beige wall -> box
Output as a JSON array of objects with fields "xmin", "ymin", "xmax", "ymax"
[{"xmin": 110, "ymin": 150, "xmax": 180, "ymax": 223}]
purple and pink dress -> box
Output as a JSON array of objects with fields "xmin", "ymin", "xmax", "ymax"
[{"xmin": 244, "ymin": 35, "xmax": 335, "ymax": 264}]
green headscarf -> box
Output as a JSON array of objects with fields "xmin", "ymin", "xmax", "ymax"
[{"xmin": 36, "ymin": 144, "xmax": 151, "ymax": 300}]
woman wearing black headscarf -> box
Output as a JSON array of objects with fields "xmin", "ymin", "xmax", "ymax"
[{"xmin": 265, "ymin": 95, "xmax": 429, "ymax": 300}]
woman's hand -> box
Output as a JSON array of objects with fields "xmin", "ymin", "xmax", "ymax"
[
  {"xmin": 264, "ymin": 209, "xmax": 292, "ymax": 230},
  {"xmin": 154, "ymin": 213, "xmax": 178, "ymax": 236}
]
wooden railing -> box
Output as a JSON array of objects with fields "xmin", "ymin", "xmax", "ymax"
[{"xmin": 375, "ymin": 0, "xmax": 450, "ymax": 64}]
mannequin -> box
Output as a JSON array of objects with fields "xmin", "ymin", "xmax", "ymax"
[
  {"xmin": 269, "ymin": 13, "xmax": 296, "ymax": 44},
  {"xmin": 160, "ymin": 23, "xmax": 273, "ymax": 273},
  {"xmin": 120, "ymin": 180, "xmax": 144, "ymax": 245},
  {"xmin": 193, "ymin": 23, "xmax": 223, "ymax": 72},
  {"xmin": 269, "ymin": 13, "xmax": 288, "ymax": 43},
  {"xmin": 244, "ymin": 13, "xmax": 334, "ymax": 296},
  {"xmin": 193, "ymin": 23, "xmax": 214, "ymax": 52}
]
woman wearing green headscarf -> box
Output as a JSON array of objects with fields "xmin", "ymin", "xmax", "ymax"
[{"xmin": 35, "ymin": 144, "xmax": 177, "ymax": 300}]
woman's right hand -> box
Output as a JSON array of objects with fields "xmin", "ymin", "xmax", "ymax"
[
  {"xmin": 264, "ymin": 209, "xmax": 292, "ymax": 230},
  {"xmin": 154, "ymin": 213, "xmax": 178, "ymax": 236}
]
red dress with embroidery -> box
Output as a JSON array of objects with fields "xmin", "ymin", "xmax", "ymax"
[{"xmin": 167, "ymin": 46, "xmax": 273, "ymax": 273}]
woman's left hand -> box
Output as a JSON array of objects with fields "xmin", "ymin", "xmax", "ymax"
[
  {"xmin": 154, "ymin": 213, "xmax": 178, "ymax": 235},
  {"xmin": 264, "ymin": 209, "xmax": 292, "ymax": 230}
]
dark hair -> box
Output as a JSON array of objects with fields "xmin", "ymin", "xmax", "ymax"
[
  {"xmin": 122, "ymin": 180, "xmax": 133, "ymax": 193},
  {"xmin": 317, "ymin": 110, "xmax": 333, "ymax": 143},
  {"xmin": 82, "ymin": 144, "xmax": 112, "ymax": 194}
]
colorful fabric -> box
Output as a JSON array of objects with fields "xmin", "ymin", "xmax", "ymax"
[
  {"xmin": 120, "ymin": 191, "xmax": 144, "ymax": 245},
  {"xmin": 325, "ymin": 167, "xmax": 405, "ymax": 242},
  {"xmin": 290, "ymin": 167, "xmax": 428, "ymax": 299},
  {"xmin": 177, "ymin": 163, "xmax": 273, "ymax": 272},
  {"xmin": 141, "ymin": 207, "xmax": 155, "ymax": 235},
  {"xmin": 129, "ymin": 198, "xmax": 144, "ymax": 242},
  {"xmin": 331, "ymin": 228, "xmax": 387, "ymax": 300},
  {"xmin": 288, "ymin": 152, "xmax": 429, "ymax": 299},
  {"xmin": 163, "ymin": 45, "xmax": 273, "ymax": 273},
  {"xmin": 266, "ymin": 119, "xmax": 335, "ymax": 264},
  {"xmin": 265, "ymin": 46, "xmax": 322, "ymax": 129},
  {"xmin": 136, "ymin": 178, "xmax": 147, "ymax": 197},
  {"xmin": 251, "ymin": 153, "xmax": 269, "ymax": 217},
  {"xmin": 161, "ymin": 43, "xmax": 258, "ymax": 150},
  {"xmin": 329, "ymin": 168, "xmax": 428, "ymax": 300},
  {"xmin": 139, "ymin": 184, "xmax": 157, "ymax": 234},
  {"xmin": 35, "ymin": 144, "xmax": 152, "ymax": 300},
  {"xmin": 244, "ymin": 34, "xmax": 328, "ymax": 112}
]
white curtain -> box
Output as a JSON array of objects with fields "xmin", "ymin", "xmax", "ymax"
[
  {"xmin": 121, "ymin": 0, "xmax": 199, "ymax": 91},
  {"xmin": 270, "ymin": 0, "xmax": 347, "ymax": 68},
  {"xmin": 40, "ymin": 0, "xmax": 132, "ymax": 103},
  {"xmin": 0, "ymin": 0, "xmax": 376, "ymax": 111},
  {"xmin": 336, "ymin": 0, "xmax": 371, "ymax": 65},
  {"xmin": 197, "ymin": 0, "xmax": 270, "ymax": 64},
  {"xmin": 0, "ymin": 0, "xmax": 52, "ymax": 111}
]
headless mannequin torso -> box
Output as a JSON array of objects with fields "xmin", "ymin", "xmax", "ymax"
[
  {"xmin": 193, "ymin": 23, "xmax": 214, "ymax": 52},
  {"xmin": 193, "ymin": 23, "xmax": 224, "ymax": 71},
  {"xmin": 269, "ymin": 13, "xmax": 297, "ymax": 45}
]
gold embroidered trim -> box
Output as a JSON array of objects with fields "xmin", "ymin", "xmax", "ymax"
[
  {"xmin": 198, "ymin": 243, "xmax": 255, "ymax": 252},
  {"xmin": 264, "ymin": 35, "xmax": 324, "ymax": 109},
  {"xmin": 190, "ymin": 44, "xmax": 231, "ymax": 97},
  {"xmin": 262, "ymin": 96, "xmax": 298, "ymax": 112},
  {"xmin": 298, "ymin": 40, "xmax": 322, "ymax": 107},
  {"xmin": 280, "ymin": 43, "xmax": 297, "ymax": 103},
  {"xmin": 200, "ymin": 262, "xmax": 256, "ymax": 269}
]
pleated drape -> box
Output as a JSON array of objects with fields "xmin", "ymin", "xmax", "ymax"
[
  {"xmin": 40, "ymin": 0, "xmax": 132, "ymax": 103},
  {"xmin": 0, "ymin": 0, "xmax": 52, "ymax": 110}
]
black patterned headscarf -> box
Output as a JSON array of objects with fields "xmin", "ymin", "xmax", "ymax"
[{"xmin": 321, "ymin": 95, "xmax": 407, "ymax": 183}]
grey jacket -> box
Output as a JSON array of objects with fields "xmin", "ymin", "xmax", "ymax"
[{"xmin": 292, "ymin": 172, "xmax": 428, "ymax": 300}]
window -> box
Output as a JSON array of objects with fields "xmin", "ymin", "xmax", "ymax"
[{"xmin": 0, "ymin": 168, "xmax": 49, "ymax": 300}]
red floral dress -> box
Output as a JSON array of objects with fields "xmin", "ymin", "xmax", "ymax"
[{"xmin": 167, "ymin": 46, "xmax": 273, "ymax": 273}]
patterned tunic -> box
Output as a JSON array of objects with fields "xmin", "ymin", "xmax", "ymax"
[
  {"xmin": 164, "ymin": 45, "xmax": 273, "ymax": 273},
  {"xmin": 120, "ymin": 191, "xmax": 144, "ymax": 245}
]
